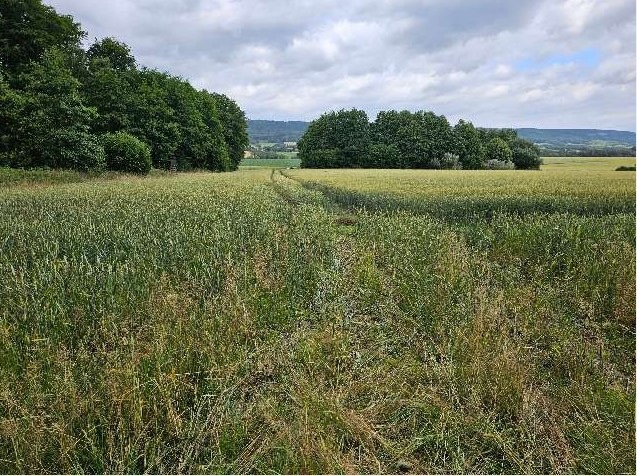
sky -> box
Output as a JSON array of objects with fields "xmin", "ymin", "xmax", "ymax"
[{"xmin": 45, "ymin": 0, "xmax": 636, "ymax": 130}]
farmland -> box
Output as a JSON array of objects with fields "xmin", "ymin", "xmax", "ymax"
[{"xmin": 0, "ymin": 158, "xmax": 635, "ymax": 473}]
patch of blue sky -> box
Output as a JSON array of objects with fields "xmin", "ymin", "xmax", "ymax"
[{"xmin": 515, "ymin": 47, "xmax": 601, "ymax": 72}]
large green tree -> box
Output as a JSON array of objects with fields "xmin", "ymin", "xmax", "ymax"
[
  {"xmin": 0, "ymin": 0, "xmax": 84, "ymax": 78},
  {"xmin": 371, "ymin": 110, "xmax": 415, "ymax": 168},
  {"xmin": 125, "ymin": 69, "xmax": 180, "ymax": 169},
  {"xmin": 453, "ymin": 120, "xmax": 485, "ymax": 169},
  {"xmin": 82, "ymin": 57, "xmax": 135, "ymax": 134},
  {"xmin": 413, "ymin": 111, "xmax": 453, "ymax": 168},
  {"xmin": 299, "ymin": 109, "xmax": 370, "ymax": 168},
  {"xmin": 211, "ymin": 93, "xmax": 249, "ymax": 170},
  {"xmin": 16, "ymin": 48, "xmax": 104, "ymax": 170}
]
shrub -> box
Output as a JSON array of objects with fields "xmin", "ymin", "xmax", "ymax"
[
  {"xmin": 485, "ymin": 158, "xmax": 515, "ymax": 170},
  {"xmin": 511, "ymin": 139, "xmax": 543, "ymax": 170},
  {"xmin": 437, "ymin": 152, "xmax": 463, "ymax": 170},
  {"xmin": 615, "ymin": 165, "xmax": 636, "ymax": 171},
  {"xmin": 101, "ymin": 132, "xmax": 152, "ymax": 174}
]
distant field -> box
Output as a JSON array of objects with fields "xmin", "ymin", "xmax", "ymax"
[
  {"xmin": 542, "ymin": 156, "xmax": 636, "ymax": 169},
  {"xmin": 0, "ymin": 158, "xmax": 634, "ymax": 473},
  {"xmin": 282, "ymin": 158, "xmax": 635, "ymax": 220},
  {"xmin": 240, "ymin": 157, "xmax": 301, "ymax": 168}
]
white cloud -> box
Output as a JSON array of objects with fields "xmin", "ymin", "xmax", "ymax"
[{"xmin": 44, "ymin": 0, "xmax": 636, "ymax": 129}]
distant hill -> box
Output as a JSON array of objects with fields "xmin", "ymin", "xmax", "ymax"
[
  {"xmin": 516, "ymin": 128, "xmax": 636, "ymax": 155},
  {"xmin": 516, "ymin": 128, "xmax": 636, "ymax": 146},
  {"xmin": 248, "ymin": 120, "xmax": 310, "ymax": 143},
  {"xmin": 248, "ymin": 120, "xmax": 636, "ymax": 156}
]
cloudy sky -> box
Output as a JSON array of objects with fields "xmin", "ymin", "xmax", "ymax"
[{"xmin": 45, "ymin": 0, "xmax": 636, "ymax": 130}]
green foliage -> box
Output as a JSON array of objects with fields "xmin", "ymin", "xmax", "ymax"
[
  {"xmin": 82, "ymin": 58, "xmax": 134, "ymax": 133},
  {"xmin": 86, "ymin": 37, "xmax": 136, "ymax": 71},
  {"xmin": 486, "ymin": 137, "xmax": 513, "ymax": 164},
  {"xmin": 83, "ymin": 59, "xmax": 234, "ymax": 172},
  {"xmin": 0, "ymin": 0, "xmax": 85, "ymax": 77},
  {"xmin": 0, "ymin": 0, "xmax": 247, "ymax": 173},
  {"xmin": 452, "ymin": 120, "xmax": 485, "ymax": 169},
  {"xmin": 46, "ymin": 129, "xmax": 106, "ymax": 171},
  {"xmin": 485, "ymin": 138, "xmax": 516, "ymax": 170},
  {"xmin": 212, "ymin": 93, "xmax": 249, "ymax": 170},
  {"xmin": 301, "ymin": 110, "xmax": 532, "ymax": 170},
  {"xmin": 485, "ymin": 158, "xmax": 515, "ymax": 170},
  {"xmin": 434, "ymin": 152, "xmax": 462, "ymax": 170},
  {"xmin": 368, "ymin": 142, "xmax": 401, "ymax": 168},
  {"xmin": 299, "ymin": 109, "xmax": 370, "ymax": 168},
  {"xmin": 0, "ymin": 74, "xmax": 25, "ymax": 166},
  {"xmin": 14, "ymin": 48, "xmax": 104, "ymax": 170},
  {"xmin": 101, "ymin": 132, "xmax": 151, "ymax": 174},
  {"xmin": 123, "ymin": 69, "xmax": 180, "ymax": 168},
  {"xmin": 511, "ymin": 138, "xmax": 543, "ymax": 170}
]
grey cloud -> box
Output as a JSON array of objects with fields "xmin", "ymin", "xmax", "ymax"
[
  {"xmin": 45, "ymin": 0, "xmax": 635, "ymax": 129},
  {"xmin": 358, "ymin": 0, "xmax": 546, "ymax": 52}
]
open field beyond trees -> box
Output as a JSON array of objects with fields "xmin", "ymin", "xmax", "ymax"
[{"xmin": 0, "ymin": 158, "xmax": 635, "ymax": 473}]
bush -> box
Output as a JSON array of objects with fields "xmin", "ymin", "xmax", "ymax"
[
  {"xmin": 101, "ymin": 132, "xmax": 152, "ymax": 174},
  {"xmin": 485, "ymin": 158, "xmax": 514, "ymax": 170},
  {"xmin": 511, "ymin": 139, "xmax": 542, "ymax": 170},
  {"xmin": 437, "ymin": 152, "xmax": 462, "ymax": 170},
  {"xmin": 615, "ymin": 166, "xmax": 636, "ymax": 171}
]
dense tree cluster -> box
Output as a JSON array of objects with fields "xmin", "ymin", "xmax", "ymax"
[
  {"xmin": 0, "ymin": 0, "xmax": 248, "ymax": 173},
  {"xmin": 299, "ymin": 109, "xmax": 543, "ymax": 170}
]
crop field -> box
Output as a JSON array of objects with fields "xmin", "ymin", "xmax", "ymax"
[
  {"xmin": 0, "ymin": 159, "xmax": 634, "ymax": 473},
  {"xmin": 240, "ymin": 157, "xmax": 301, "ymax": 169}
]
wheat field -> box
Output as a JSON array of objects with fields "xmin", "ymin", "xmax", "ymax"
[{"xmin": 0, "ymin": 159, "xmax": 634, "ymax": 473}]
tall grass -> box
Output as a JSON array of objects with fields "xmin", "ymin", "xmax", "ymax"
[{"xmin": 0, "ymin": 163, "xmax": 634, "ymax": 473}]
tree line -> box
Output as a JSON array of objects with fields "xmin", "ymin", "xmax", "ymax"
[
  {"xmin": 0, "ymin": 0, "xmax": 248, "ymax": 174},
  {"xmin": 298, "ymin": 109, "xmax": 542, "ymax": 170}
]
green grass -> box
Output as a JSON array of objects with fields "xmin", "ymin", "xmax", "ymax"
[
  {"xmin": 240, "ymin": 157, "xmax": 301, "ymax": 168},
  {"xmin": 0, "ymin": 167, "xmax": 87, "ymax": 186},
  {"xmin": 0, "ymin": 167, "xmax": 176, "ymax": 187},
  {"xmin": 0, "ymin": 158, "xmax": 634, "ymax": 473}
]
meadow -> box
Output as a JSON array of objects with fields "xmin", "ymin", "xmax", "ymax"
[
  {"xmin": 0, "ymin": 158, "xmax": 634, "ymax": 473},
  {"xmin": 240, "ymin": 157, "xmax": 301, "ymax": 169}
]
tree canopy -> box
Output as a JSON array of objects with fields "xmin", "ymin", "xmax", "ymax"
[
  {"xmin": 299, "ymin": 109, "xmax": 542, "ymax": 170},
  {"xmin": 0, "ymin": 0, "xmax": 248, "ymax": 173}
]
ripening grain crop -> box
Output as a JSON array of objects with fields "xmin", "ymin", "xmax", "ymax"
[{"xmin": 0, "ymin": 161, "xmax": 634, "ymax": 473}]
